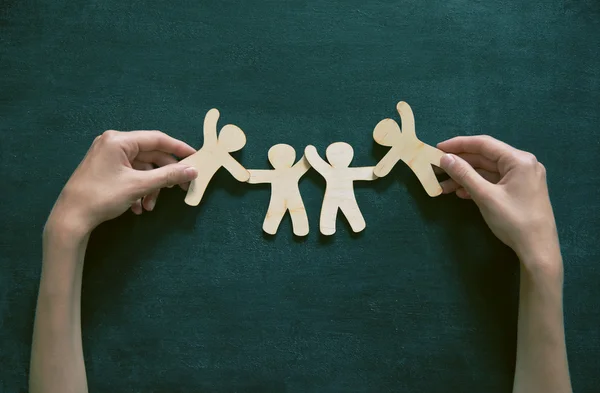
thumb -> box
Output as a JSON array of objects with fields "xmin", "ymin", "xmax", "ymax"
[
  {"xmin": 136, "ymin": 163, "xmax": 198, "ymax": 195},
  {"xmin": 440, "ymin": 154, "xmax": 491, "ymax": 199}
]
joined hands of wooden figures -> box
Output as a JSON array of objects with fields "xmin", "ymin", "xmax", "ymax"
[
  {"xmin": 180, "ymin": 109, "xmax": 250, "ymax": 206},
  {"xmin": 373, "ymin": 101, "xmax": 444, "ymax": 197},
  {"xmin": 181, "ymin": 103, "xmax": 444, "ymax": 235},
  {"xmin": 305, "ymin": 143, "xmax": 377, "ymax": 236},
  {"xmin": 248, "ymin": 144, "xmax": 311, "ymax": 236}
]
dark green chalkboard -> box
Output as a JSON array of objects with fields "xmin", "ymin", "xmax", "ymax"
[{"xmin": 1, "ymin": 1, "xmax": 599, "ymax": 391}]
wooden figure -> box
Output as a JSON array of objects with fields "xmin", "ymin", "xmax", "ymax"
[
  {"xmin": 180, "ymin": 109, "xmax": 250, "ymax": 206},
  {"xmin": 373, "ymin": 101, "xmax": 444, "ymax": 197},
  {"xmin": 304, "ymin": 143, "xmax": 377, "ymax": 236},
  {"xmin": 247, "ymin": 144, "xmax": 311, "ymax": 236}
]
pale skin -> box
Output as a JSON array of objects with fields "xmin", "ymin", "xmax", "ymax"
[
  {"xmin": 31, "ymin": 131, "xmax": 571, "ymax": 393},
  {"xmin": 248, "ymin": 144, "xmax": 311, "ymax": 236},
  {"xmin": 305, "ymin": 142, "xmax": 377, "ymax": 235}
]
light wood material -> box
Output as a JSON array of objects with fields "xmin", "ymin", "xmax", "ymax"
[
  {"xmin": 180, "ymin": 109, "xmax": 250, "ymax": 206},
  {"xmin": 304, "ymin": 143, "xmax": 377, "ymax": 236},
  {"xmin": 373, "ymin": 101, "xmax": 444, "ymax": 197},
  {"xmin": 248, "ymin": 144, "xmax": 311, "ymax": 236}
]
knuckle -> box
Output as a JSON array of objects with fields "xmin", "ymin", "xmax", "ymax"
[
  {"xmin": 455, "ymin": 165, "xmax": 470, "ymax": 181},
  {"xmin": 537, "ymin": 162, "xmax": 547, "ymax": 176},
  {"xmin": 475, "ymin": 134, "xmax": 494, "ymax": 143},
  {"xmin": 520, "ymin": 152, "xmax": 538, "ymax": 167},
  {"xmin": 164, "ymin": 169, "xmax": 178, "ymax": 187},
  {"xmin": 102, "ymin": 130, "xmax": 119, "ymax": 138},
  {"xmin": 101, "ymin": 130, "xmax": 120, "ymax": 144}
]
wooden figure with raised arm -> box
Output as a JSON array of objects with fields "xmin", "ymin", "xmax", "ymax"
[
  {"xmin": 304, "ymin": 143, "xmax": 377, "ymax": 236},
  {"xmin": 247, "ymin": 144, "xmax": 311, "ymax": 236},
  {"xmin": 180, "ymin": 108, "xmax": 250, "ymax": 206},
  {"xmin": 373, "ymin": 101, "xmax": 444, "ymax": 197}
]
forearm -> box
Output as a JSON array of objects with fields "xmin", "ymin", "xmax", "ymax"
[
  {"xmin": 513, "ymin": 244, "xmax": 572, "ymax": 393},
  {"xmin": 30, "ymin": 215, "xmax": 90, "ymax": 393}
]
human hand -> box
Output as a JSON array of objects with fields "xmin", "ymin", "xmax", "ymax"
[
  {"xmin": 47, "ymin": 130, "xmax": 198, "ymax": 238},
  {"xmin": 437, "ymin": 136, "xmax": 560, "ymax": 269}
]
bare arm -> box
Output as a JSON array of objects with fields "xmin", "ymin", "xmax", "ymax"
[
  {"xmin": 514, "ymin": 250, "xmax": 569, "ymax": 393},
  {"xmin": 30, "ymin": 131, "xmax": 198, "ymax": 393},
  {"xmin": 222, "ymin": 153, "xmax": 250, "ymax": 182},
  {"xmin": 247, "ymin": 169, "xmax": 274, "ymax": 184},
  {"xmin": 350, "ymin": 166, "xmax": 377, "ymax": 181},
  {"xmin": 30, "ymin": 222, "xmax": 89, "ymax": 393},
  {"xmin": 304, "ymin": 145, "xmax": 331, "ymax": 176},
  {"xmin": 438, "ymin": 135, "xmax": 571, "ymax": 393}
]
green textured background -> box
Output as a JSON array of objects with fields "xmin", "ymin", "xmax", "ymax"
[{"xmin": 1, "ymin": 1, "xmax": 599, "ymax": 392}]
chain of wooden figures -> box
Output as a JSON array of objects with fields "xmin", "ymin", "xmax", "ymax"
[{"xmin": 182, "ymin": 102, "xmax": 444, "ymax": 236}]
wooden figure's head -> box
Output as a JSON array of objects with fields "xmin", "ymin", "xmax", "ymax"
[
  {"xmin": 218, "ymin": 124, "xmax": 247, "ymax": 152},
  {"xmin": 373, "ymin": 118, "xmax": 401, "ymax": 147},
  {"xmin": 326, "ymin": 142, "xmax": 353, "ymax": 168},
  {"xmin": 268, "ymin": 144, "xmax": 296, "ymax": 169}
]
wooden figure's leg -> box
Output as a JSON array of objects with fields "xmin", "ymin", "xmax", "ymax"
[
  {"xmin": 288, "ymin": 194, "xmax": 309, "ymax": 237},
  {"xmin": 339, "ymin": 198, "xmax": 367, "ymax": 233},
  {"xmin": 185, "ymin": 177, "xmax": 211, "ymax": 206},
  {"xmin": 320, "ymin": 197, "xmax": 339, "ymax": 236},
  {"xmin": 411, "ymin": 155, "xmax": 443, "ymax": 197},
  {"xmin": 262, "ymin": 195, "xmax": 286, "ymax": 235}
]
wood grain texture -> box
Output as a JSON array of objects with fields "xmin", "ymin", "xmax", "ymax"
[
  {"xmin": 373, "ymin": 101, "xmax": 444, "ymax": 197},
  {"xmin": 180, "ymin": 109, "xmax": 250, "ymax": 206},
  {"xmin": 305, "ymin": 143, "xmax": 377, "ymax": 236},
  {"xmin": 248, "ymin": 144, "xmax": 311, "ymax": 236}
]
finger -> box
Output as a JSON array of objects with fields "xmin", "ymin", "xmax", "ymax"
[
  {"xmin": 456, "ymin": 187, "xmax": 472, "ymax": 199},
  {"xmin": 142, "ymin": 189, "xmax": 160, "ymax": 211},
  {"xmin": 440, "ymin": 178, "xmax": 461, "ymax": 194},
  {"xmin": 457, "ymin": 153, "xmax": 498, "ymax": 173},
  {"xmin": 433, "ymin": 166, "xmax": 445, "ymax": 175},
  {"xmin": 135, "ymin": 163, "xmax": 198, "ymax": 197},
  {"xmin": 437, "ymin": 135, "xmax": 516, "ymax": 162},
  {"xmin": 136, "ymin": 151, "xmax": 179, "ymax": 167},
  {"xmin": 122, "ymin": 131, "xmax": 196, "ymax": 157},
  {"xmin": 132, "ymin": 160, "xmax": 153, "ymax": 171},
  {"xmin": 131, "ymin": 199, "xmax": 143, "ymax": 215},
  {"xmin": 476, "ymin": 169, "xmax": 501, "ymax": 184},
  {"xmin": 439, "ymin": 154, "xmax": 493, "ymax": 199},
  {"xmin": 440, "ymin": 168, "xmax": 500, "ymax": 194}
]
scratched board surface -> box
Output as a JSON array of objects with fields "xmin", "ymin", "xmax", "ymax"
[{"xmin": 1, "ymin": 1, "xmax": 599, "ymax": 392}]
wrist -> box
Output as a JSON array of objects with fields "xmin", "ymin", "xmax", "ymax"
[
  {"xmin": 517, "ymin": 241, "xmax": 563, "ymax": 283},
  {"xmin": 44, "ymin": 201, "xmax": 93, "ymax": 247}
]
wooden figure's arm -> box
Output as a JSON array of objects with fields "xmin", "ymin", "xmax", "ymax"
[
  {"xmin": 351, "ymin": 166, "xmax": 378, "ymax": 181},
  {"xmin": 247, "ymin": 169, "xmax": 275, "ymax": 184},
  {"xmin": 292, "ymin": 155, "xmax": 311, "ymax": 178},
  {"xmin": 304, "ymin": 145, "xmax": 331, "ymax": 176},
  {"xmin": 374, "ymin": 147, "xmax": 402, "ymax": 178},
  {"xmin": 396, "ymin": 101, "xmax": 416, "ymax": 137},
  {"xmin": 222, "ymin": 154, "xmax": 250, "ymax": 182},
  {"xmin": 424, "ymin": 144, "xmax": 444, "ymax": 167},
  {"xmin": 202, "ymin": 108, "xmax": 220, "ymax": 147}
]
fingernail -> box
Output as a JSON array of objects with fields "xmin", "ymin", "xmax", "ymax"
[
  {"xmin": 440, "ymin": 154, "xmax": 455, "ymax": 167},
  {"xmin": 184, "ymin": 167, "xmax": 198, "ymax": 177},
  {"xmin": 147, "ymin": 198, "xmax": 156, "ymax": 211}
]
